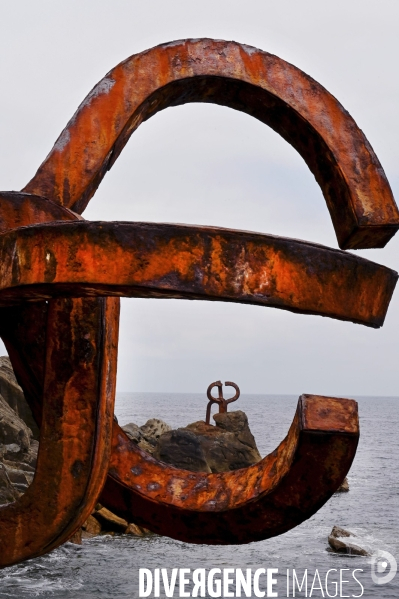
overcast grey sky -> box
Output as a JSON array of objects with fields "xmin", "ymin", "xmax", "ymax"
[{"xmin": 0, "ymin": 1, "xmax": 398, "ymax": 395}]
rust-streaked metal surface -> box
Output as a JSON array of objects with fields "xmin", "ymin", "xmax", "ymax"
[
  {"xmin": 0, "ymin": 39, "xmax": 397, "ymax": 561},
  {"xmin": 23, "ymin": 39, "xmax": 399, "ymax": 249},
  {"xmin": 101, "ymin": 395, "xmax": 359, "ymax": 544},
  {"xmin": 0, "ymin": 191, "xmax": 81, "ymax": 233},
  {"xmin": 0, "ymin": 296, "xmax": 119, "ymax": 568},
  {"xmin": 0, "ymin": 221, "xmax": 396, "ymax": 326},
  {"xmin": 0, "ymin": 191, "xmax": 86, "ymax": 431}
]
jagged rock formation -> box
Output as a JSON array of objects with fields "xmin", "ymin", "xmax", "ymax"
[
  {"xmin": 328, "ymin": 525, "xmax": 370, "ymax": 556},
  {"xmin": 122, "ymin": 418, "xmax": 171, "ymax": 454},
  {"xmin": 0, "ymin": 357, "xmax": 39, "ymax": 440},
  {"xmin": 0, "ymin": 358, "xmax": 38, "ymax": 502},
  {"xmin": 153, "ymin": 411, "xmax": 262, "ymax": 472},
  {"xmin": 79, "ymin": 504, "xmax": 152, "ymax": 541},
  {"xmin": 122, "ymin": 411, "xmax": 262, "ymax": 473}
]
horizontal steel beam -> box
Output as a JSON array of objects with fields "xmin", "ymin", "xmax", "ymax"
[{"xmin": 0, "ymin": 221, "xmax": 396, "ymax": 326}]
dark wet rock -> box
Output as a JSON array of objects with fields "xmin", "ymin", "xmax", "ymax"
[
  {"xmin": 0, "ymin": 357, "xmax": 39, "ymax": 440},
  {"xmin": 0, "ymin": 394, "xmax": 32, "ymax": 467},
  {"xmin": 155, "ymin": 410, "xmax": 261, "ymax": 473},
  {"xmin": 155, "ymin": 428, "xmax": 211, "ymax": 472},
  {"xmin": 328, "ymin": 526, "xmax": 370, "ymax": 556},
  {"xmin": 23, "ymin": 439, "xmax": 39, "ymax": 470},
  {"xmin": 0, "ymin": 463, "xmax": 20, "ymax": 504},
  {"xmin": 0, "ymin": 358, "xmax": 39, "ymax": 502},
  {"xmin": 3, "ymin": 459, "xmax": 35, "ymax": 473},
  {"xmin": 330, "ymin": 526, "xmax": 351, "ymax": 538},
  {"xmin": 0, "ymin": 438, "xmax": 38, "ymax": 498},
  {"xmin": 3, "ymin": 465, "xmax": 32, "ymax": 488},
  {"xmin": 328, "ymin": 536, "xmax": 369, "ymax": 556},
  {"xmin": 0, "ymin": 394, "xmax": 31, "ymax": 451}
]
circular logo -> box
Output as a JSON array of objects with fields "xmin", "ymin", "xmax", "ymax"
[{"xmin": 371, "ymin": 550, "xmax": 397, "ymax": 585}]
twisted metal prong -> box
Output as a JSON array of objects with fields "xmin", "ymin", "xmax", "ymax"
[
  {"xmin": 206, "ymin": 380, "xmax": 224, "ymax": 423},
  {"xmin": 224, "ymin": 381, "xmax": 240, "ymax": 406},
  {"xmin": 205, "ymin": 381, "xmax": 240, "ymax": 423}
]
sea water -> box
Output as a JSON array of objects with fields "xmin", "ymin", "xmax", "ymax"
[{"xmin": 0, "ymin": 394, "xmax": 397, "ymax": 598}]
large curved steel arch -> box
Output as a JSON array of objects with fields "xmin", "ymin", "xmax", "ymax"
[
  {"xmin": 23, "ymin": 39, "xmax": 399, "ymax": 249},
  {"xmin": 0, "ymin": 39, "xmax": 397, "ymax": 564}
]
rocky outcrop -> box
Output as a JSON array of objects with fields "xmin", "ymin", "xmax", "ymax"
[
  {"xmin": 335, "ymin": 477, "xmax": 350, "ymax": 492},
  {"xmin": 79, "ymin": 504, "xmax": 152, "ymax": 540},
  {"xmin": 0, "ymin": 462, "xmax": 20, "ymax": 504},
  {"xmin": 0, "ymin": 363, "xmax": 38, "ymax": 502},
  {"xmin": 0, "ymin": 394, "xmax": 31, "ymax": 455},
  {"xmin": 122, "ymin": 422, "xmax": 141, "ymax": 443},
  {"xmin": 122, "ymin": 418, "xmax": 171, "ymax": 454},
  {"xmin": 328, "ymin": 526, "xmax": 370, "ymax": 556},
  {"xmin": 93, "ymin": 507, "xmax": 129, "ymax": 533},
  {"xmin": 126, "ymin": 522, "xmax": 145, "ymax": 536},
  {"xmin": 68, "ymin": 529, "xmax": 83, "ymax": 545},
  {"xmin": 156, "ymin": 428, "xmax": 211, "ymax": 472},
  {"xmin": 154, "ymin": 410, "xmax": 261, "ymax": 473},
  {"xmin": 0, "ymin": 357, "xmax": 39, "ymax": 440},
  {"xmin": 82, "ymin": 514, "xmax": 102, "ymax": 536}
]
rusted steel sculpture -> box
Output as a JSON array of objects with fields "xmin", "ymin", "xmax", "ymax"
[
  {"xmin": 0, "ymin": 39, "xmax": 398, "ymax": 565},
  {"xmin": 205, "ymin": 381, "xmax": 240, "ymax": 424}
]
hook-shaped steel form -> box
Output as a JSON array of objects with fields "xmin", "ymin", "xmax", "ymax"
[
  {"xmin": 0, "ymin": 296, "xmax": 119, "ymax": 567},
  {"xmin": 0, "ymin": 39, "xmax": 398, "ymax": 562},
  {"xmin": 206, "ymin": 381, "xmax": 240, "ymax": 423}
]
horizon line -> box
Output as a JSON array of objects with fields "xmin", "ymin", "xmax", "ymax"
[{"xmin": 116, "ymin": 390, "xmax": 399, "ymax": 399}]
